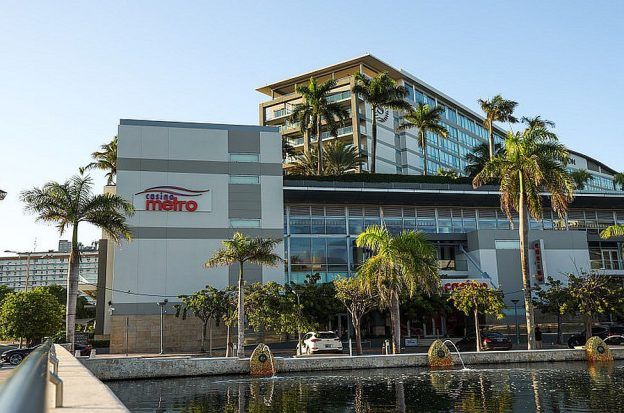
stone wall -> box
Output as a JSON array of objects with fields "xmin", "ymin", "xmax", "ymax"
[
  {"xmin": 82, "ymin": 348, "xmax": 624, "ymax": 381},
  {"xmin": 110, "ymin": 314, "xmax": 231, "ymax": 354}
]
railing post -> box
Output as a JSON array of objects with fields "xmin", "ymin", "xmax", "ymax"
[{"xmin": 48, "ymin": 344, "xmax": 63, "ymax": 408}]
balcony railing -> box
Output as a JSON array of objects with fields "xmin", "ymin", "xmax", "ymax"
[
  {"xmin": 266, "ymin": 107, "xmax": 293, "ymax": 121},
  {"xmin": 438, "ymin": 259, "xmax": 468, "ymax": 271},
  {"xmin": 326, "ymin": 91, "xmax": 351, "ymax": 103},
  {"xmin": 591, "ymin": 259, "xmax": 624, "ymax": 271}
]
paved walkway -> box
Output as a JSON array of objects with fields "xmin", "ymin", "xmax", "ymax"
[{"xmin": 47, "ymin": 345, "xmax": 128, "ymax": 412}]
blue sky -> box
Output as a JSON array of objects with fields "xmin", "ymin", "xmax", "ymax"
[{"xmin": 1, "ymin": 1, "xmax": 623, "ymax": 254}]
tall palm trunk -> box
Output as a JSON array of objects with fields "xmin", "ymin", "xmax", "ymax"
[
  {"xmin": 518, "ymin": 172, "xmax": 536, "ymax": 350},
  {"xmin": 65, "ymin": 225, "xmax": 80, "ymax": 351},
  {"xmin": 474, "ymin": 308, "xmax": 482, "ymax": 352},
  {"xmin": 487, "ymin": 122, "xmax": 495, "ymax": 160},
  {"xmin": 390, "ymin": 290, "xmax": 401, "ymax": 354},
  {"xmin": 316, "ymin": 118, "xmax": 323, "ymax": 175},
  {"xmin": 370, "ymin": 105, "xmax": 378, "ymax": 173},
  {"xmin": 421, "ymin": 130, "xmax": 428, "ymax": 176},
  {"xmin": 237, "ymin": 261, "xmax": 245, "ymax": 358},
  {"xmin": 303, "ymin": 128, "xmax": 310, "ymax": 154}
]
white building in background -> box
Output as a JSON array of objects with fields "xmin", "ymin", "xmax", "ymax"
[{"xmin": 0, "ymin": 240, "xmax": 100, "ymax": 291}]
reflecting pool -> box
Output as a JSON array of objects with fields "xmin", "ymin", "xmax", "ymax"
[{"xmin": 107, "ymin": 361, "xmax": 624, "ymax": 412}]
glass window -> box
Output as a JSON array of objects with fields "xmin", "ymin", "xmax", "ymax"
[
  {"xmin": 311, "ymin": 239, "xmax": 326, "ymax": 264},
  {"xmin": 326, "ymin": 238, "xmax": 348, "ymax": 265},
  {"xmin": 348, "ymin": 218, "xmax": 364, "ymax": 235},
  {"xmin": 229, "ymin": 153, "xmax": 259, "ymax": 163},
  {"xmin": 230, "ymin": 219, "xmax": 260, "ymax": 228},
  {"xmin": 495, "ymin": 240, "xmax": 520, "ymax": 249},
  {"xmin": 289, "ymin": 238, "xmax": 311, "ymax": 264},
  {"xmin": 326, "ymin": 218, "xmax": 346, "ymax": 234},
  {"xmin": 404, "ymin": 83, "xmax": 415, "ymax": 102},
  {"xmin": 311, "ymin": 218, "xmax": 325, "ymax": 234},
  {"xmin": 229, "ymin": 175, "xmax": 259, "ymax": 184},
  {"xmin": 289, "ymin": 217, "xmax": 310, "ymax": 234}
]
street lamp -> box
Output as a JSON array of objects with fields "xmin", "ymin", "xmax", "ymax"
[
  {"xmin": 157, "ymin": 299, "xmax": 168, "ymax": 355},
  {"xmin": 511, "ymin": 299, "xmax": 520, "ymax": 345},
  {"xmin": 0, "ymin": 190, "xmax": 6, "ymax": 201}
]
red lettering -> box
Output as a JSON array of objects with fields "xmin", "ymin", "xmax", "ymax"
[
  {"xmin": 145, "ymin": 200, "xmax": 162, "ymax": 211},
  {"xmin": 162, "ymin": 200, "xmax": 173, "ymax": 211},
  {"xmin": 186, "ymin": 200, "xmax": 198, "ymax": 212}
]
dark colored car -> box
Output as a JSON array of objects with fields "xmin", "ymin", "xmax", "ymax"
[
  {"xmin": 567, "ymin": 325, "xmax": 624, "ymax": 348},
  {"xmin": 1, "ymin": 343, "xmax": 92, "ymax": 365},
  {"xmin": 456, "ymin": 332, "xmax": 513, "ymax": 352}
]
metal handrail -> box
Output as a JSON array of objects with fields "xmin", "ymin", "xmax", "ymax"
[{"xmin": 0, "ymin": 340, "xmax": 63, "ymax": 412}]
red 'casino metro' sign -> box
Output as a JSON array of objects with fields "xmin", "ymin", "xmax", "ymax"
[{"xmin": 134, "ymin": 186, "xmax": 210, "ymax": 212}]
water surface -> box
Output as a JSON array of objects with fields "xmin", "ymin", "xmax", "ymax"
[{"xmin": 107, "ymin": 361, "xmax": 624, "ymax": 412}]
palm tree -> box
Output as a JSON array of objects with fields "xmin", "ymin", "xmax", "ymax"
[
  {"xmin": 290, "ymin": 78, "xmax": 349, "ymax": 175},
  {"xmin": 20, "ymin": 173, "xmax": 134, "ymax": 349},
  {"xmin": 601, "ymin": 225, "xmax": 624, "ymax": 238},
  {"xmin": 397, "ymin": 103, "xmax": 448, "ymax": 175},
  {"xmin": 478, "ymin": 95, "xmax": 518, "ymax": 159},
  {"xmin": 291, "ymin": 140, "xmax": 363, "ymax": 176},
  {"xmin": 464, "ymin": 142, "xmax": 505, "ymax": 178},
  {"xmin": 356, "ymin": 226, "xmax": 439, "ymax": 354},
  {"xmin": 473, "ymin": 127, "xmax": 574, "ymax": 350},
  {"xmin": 614, "ymin": 173, "xmax": 624, "ymax": 191},
  {"xmin": 323, "ymin": 140, "xmax": 363, "ymax": 175},
  {"xmin": 570, "ymin": 169, "xmax": 594, "ymax": 190},
  {"xmin": 521, "ymin": 116, "xmax": 555, "ymax": 130},
  {"xmin": 352, "ymin": 72, "xmax": 411, "ymax": 173},
  {"xmin": 205, "ymin": 233, "xmax": 282, "ymax": 358},
  {"xmin": 85, "ymin": 136, "xmax": 118, "ymax": 185}
]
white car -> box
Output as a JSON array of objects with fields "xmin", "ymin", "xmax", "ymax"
[{"xmin": 297, "ymin": 331, "xmax": 343, "ymax": 355}]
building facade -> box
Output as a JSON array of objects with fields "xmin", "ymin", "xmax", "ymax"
[
  {"xmin": 258, "ymin": 55, "xmax": 620, "ymax": 190},
  {"xmin": 106, "ymin": 119, "xmax": 283, "ymax": 352},
  {"xmin": 0, "ymin": 240, "xmax": 100, "ymax": 290}
]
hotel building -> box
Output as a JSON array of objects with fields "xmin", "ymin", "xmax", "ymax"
[{"xmin": 103, "ymin": 56, "xmax": 623, "ymax": 351}]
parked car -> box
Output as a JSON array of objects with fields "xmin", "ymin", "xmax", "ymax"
[
  {"xmin": 455, "ymin": 332, "xmax": 512, "ymax": 352},
  {"xmin": 297, "ymin": 331, "xmax": 343, "ymax": 355},
  {"xmin": 567, "ymin": 325, "xmax": 624, "ymax": 348},
  {"xmin": 1, "ymin": 342, "xmax": 92, "ymax": 366}
]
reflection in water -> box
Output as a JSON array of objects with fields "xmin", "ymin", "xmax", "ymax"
[{"xmin": 107, "ymin": 362, "xmax": 624, "ymax": 412}]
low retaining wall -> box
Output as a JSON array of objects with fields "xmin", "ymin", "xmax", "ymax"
[{"xmin": 81, "ymin": 348, "xmax": 624, "ymax": 381}]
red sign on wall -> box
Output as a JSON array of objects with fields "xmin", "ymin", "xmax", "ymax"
[{"xmin": 134, "ymin": 186, "xmax": 210, "ymax": 212}]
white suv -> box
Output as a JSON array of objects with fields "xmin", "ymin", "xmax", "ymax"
[{"xmin": 298, "ymin": 331, "xmax": 343, "ymax": 355}]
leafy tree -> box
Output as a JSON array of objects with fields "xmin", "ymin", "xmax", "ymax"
[
  {"xmin": 356, "ymin": 226, "xmax": 439, "ymax": 354},
  {"xmin": 21, "ymin": 173, "xmax": 133, "ymax": 349},
  {"xmin": 334, "ymin": 275, "xmax": 377, "ymax": 355},
  {"xmin": 38, "ymin": 285, "xmax": 95, "ymax": 319},
  {"xmin": 352, "ymin": 72, "xmax": 411, "ymax": 173},
  {"xmin": 0, "ymin": 288, "xmax": 64, "ymax": 345},
  {"xmin": 175, "ymin": 286, "xmax": 224, "ymax": 354},
  {"xmin": 614, "ymin": 172, "xmax": 624, "ymax": 191},
  {"xmin": 85, "ymin": 136, "xmax": 118, "ymax": 185},
  {"xmin": 464, "ymin": 142, "xmax": 504, "ymax": 178},
  {"xmin": 570, "ymin": 169, "xmax": 594, "ymax": 190},
  {"xmin": 290, "ymin": 78, "xmax": 349, "ymax": 174},
  {"xmin": 563, "ymin": 273, "xmax": 624, "ymax": 342},
  {"xmin": 291, "ymin": 140, "xmax": 363, "ymax": 176},
  {"xmin": 0, "ymin": 285, "xmax": 13, "ymax": 306},
  {"xmin": 449, "ymin": 282, "xmax": 505, "ymax": 351},
  {"xmin": 478, "ymin": 95, "xmax": 518, "ymax": 159},
  {"xmin": 397, "ymin": 103, "xmax": 448, "ymax": 175},
  {"xmin": 205, "ymin": 232, "xmax": 282, "ymax": 357},
  {"xmin": 300, "ymin": 276, "xmax": 342, "ymax": 329},
  {"xmin": 473, "ymin": 127, "xmax": 574, "ymax": 349},
  {"xmin": 218, "ymin": 285, "xmax": 238, "ymax": 357},
  {"xmin": 534, "ymin": 276, "xmax": 573, "ymax": 344},
  {"xmin": 436, "ymin": 168, "xmax": 458, "ymax": 179},
  {"xmin": 401, "ymin": 291, "xmax": 453, "ymax": 335}
]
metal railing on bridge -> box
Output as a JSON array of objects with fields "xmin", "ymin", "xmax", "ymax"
[{"xmin": 0, "ymin": 340, "xmax": 63, "ymax": 412}]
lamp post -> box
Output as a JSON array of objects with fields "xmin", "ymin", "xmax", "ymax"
[
  {"xmin": 290, "ymin": 287, "xmax": 302, "ymax": 355},
  {"xmin": 0, "ymin": 190, "xmax": 6, "ymax": 200},
  {"xmin": 511, "ymin": 299, "xmax": 520, "ymax": 345},
  {"xmin": 157, "ymin": 299, "xmax": 168, "ymax": 355}
]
